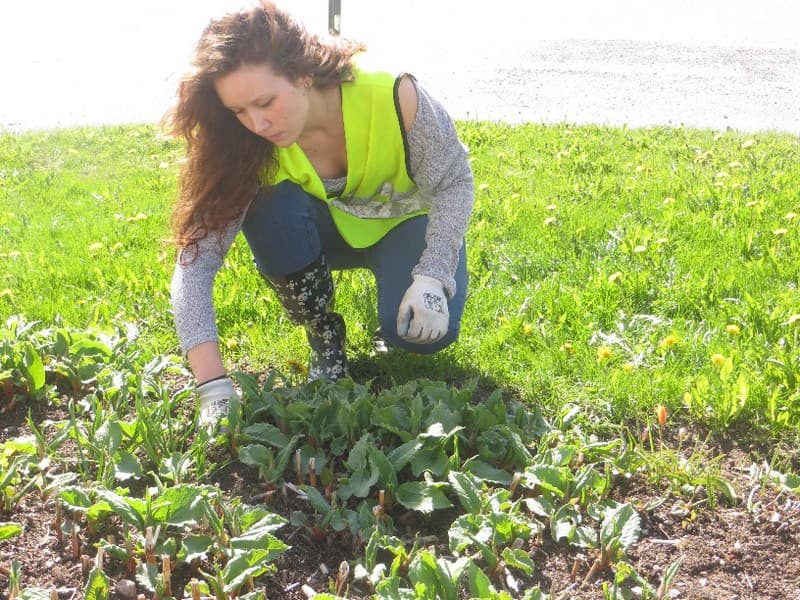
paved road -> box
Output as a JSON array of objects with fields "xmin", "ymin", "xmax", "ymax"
[{"xmin": 2, "ymin": 0, "xmax": 798, "ymax": 133}]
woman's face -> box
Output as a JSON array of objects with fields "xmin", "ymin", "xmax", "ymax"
[{"xmin": 214, "ymin": 62, "xmax": 310, "ymax": 146}]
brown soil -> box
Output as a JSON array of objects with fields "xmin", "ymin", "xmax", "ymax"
[{"xmin": 1, "ymin": 397, "xmax": 799, "ymax": 600}]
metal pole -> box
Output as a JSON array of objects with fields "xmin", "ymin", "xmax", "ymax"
[{"xmin": 328, "ymin": 0, "xmax": 341, "ymax": 36}]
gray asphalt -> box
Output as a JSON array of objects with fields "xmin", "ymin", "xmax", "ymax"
[
  {"xmin": 418, "ymin": 40, "xmax": 800, "ymax": 134},
  {"xmin": 2, "ymin": 0, "xmax": 799, "ymax": 134}
]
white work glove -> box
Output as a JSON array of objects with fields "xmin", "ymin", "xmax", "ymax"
[
  {"xmin": 396, "ymin": 274, "xmax": 449, "ymax": 344},
  {"xmin": 196, "ymin": 376, "xmax": 237, "ymax": 431}
]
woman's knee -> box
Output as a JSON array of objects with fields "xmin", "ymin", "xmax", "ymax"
[{"xmin": 241, "ymin": 183, "xmax": 321, "ymax": 274}]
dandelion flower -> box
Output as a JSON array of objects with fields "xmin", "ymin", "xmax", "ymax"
[
  {"xmin": 660, "ymin": 334, "xmax": 678, "ymax": 349},
  {"xmin": 522, "ymin": 323, "xmax": 533, "ymax": 336},
  {"xmin": 726, "ymin": 324, "xmax": 741, "ymax": 336},
  {"xmin": 597, "ymin": 346, "xmax": 613, "ymax": 361},
  {"xmin": 560, "ymin": 342, "xmax": 575, "ymax": 354},
  {"xmin": 711, "ymin": 353, "xmax": 727, "ymax": 367},
  {"xmin": 622, "ymin": 362, "xmax": 635, "ymax": 373}
]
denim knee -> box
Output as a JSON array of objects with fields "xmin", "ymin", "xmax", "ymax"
[{"xmin": 241, "ymin": 182, "xmax": 322, "ymax": 275}]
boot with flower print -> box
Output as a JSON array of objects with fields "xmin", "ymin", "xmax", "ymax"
[{"xmin": 262, "ymin": 255, "xmax": 348, "ymax": 381}]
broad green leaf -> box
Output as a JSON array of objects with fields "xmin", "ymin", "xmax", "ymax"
[
  {"xmin": 467, "ymin": 561, "xmax": 493, "ymax": 598},
  {"xmin": 58, "ymin": 487, "xmax": 94, "ymax": 513},
  {"xmin": 242, "ymin": 423, "xmax": 290, "ymax": 448},
  {"xmin": 222, "ymin": 549, "xmax": 280, "ymax": 593},
  {"xmin": 114, "ymin": 451, "xmax": 143, "ymax": 482},
  {"xmin": 447, "ymin": 471, "xmax": 483, "ymax": 514},
  {"xmin": 302, "ymin": 485, "xmax": 331, "ymax": 513},
  {"xmin": 344, "ymin": 433, "xmax": 371, "ymax": 471},
  {"xmin": 241, "ymin": 510, "xmax": 287, "ymax": 534},
  {"xmin": 411, "ymin": 446, "xmax": 449, "ymax": 478},
  {"xmin": 230, "ymin": 528, "xmax": 288, "ymax": 557},
  {"xmin": 94, "ymin": 488, "xmax": 146, "ymax": 530},
  {"xmin": 600, "ymin": 502, "xmax": 641, "ymax": 553},
  {"xmin": 387, "ymin": 438, "xmax": 422, "ymax": 471},
  {"xmin": 462, "ymin": 459, "xmax": 513, "ymax": 485},
  {"xmin": 396, "ymin": 480, "xmax": 453, "ymax": 513},
  {"xmin": 338, "ymin": 459, "xmax": 380, "ymax": 499},
  {"xmin": 135, "ymin": 563, "xmax": 159, "ymax": 594},
  {"xmin": 524, "ymin": 465, "xmax": 569, "ymax": 497},
  {"xmin": 84, "ymin": 567, "xmax": 111, "ymax": 600},
  {"xmin": 239, "ymin": 443, "xmax": 274, "ymax": 467},
  {"xmin": 21, "ymin": 343, "xmax": 45, "ymax": 391},
  {"xmin": 70, "ymin": 338, "xmax": 112, "ymax": 359},
  {"xmin": 151, "ymin": 485, "xmax": 206, "ymax": 527},
  {"xmin": 523, "ymin": 496, "xmax": 554, "ymax": 518},
  {"xmin": 501, "ymin": 547, "xmax": 535, "ymax": 576},
  {"xmin": 0, "ymin": 522, "xmax": 22, "ymax": 540},
  {"xmin": 95, "ymin": 420, "xmax": 123, "ymax": 454}
]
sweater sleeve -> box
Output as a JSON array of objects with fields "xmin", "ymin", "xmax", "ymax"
[
  {"xmin": 406, "ymin": 81, "xmax": 474, "ymax": 298},
  {"xmin": 169, "ymin": 217, "xmax": 243, "ymax": 354}
]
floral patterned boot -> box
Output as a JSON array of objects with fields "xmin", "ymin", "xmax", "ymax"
[{"xmin": 262, "ymin": 255, "xmax": 348, "ymax": 381}]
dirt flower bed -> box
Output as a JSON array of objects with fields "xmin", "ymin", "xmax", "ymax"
[{"xmin": 2, "ymin": 391, "xmax": 799, "ymax": 600}]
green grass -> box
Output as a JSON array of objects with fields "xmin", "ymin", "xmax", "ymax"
[{"xmin": 2, "ymin": 122, "xmax": 800, "ymax": 445}]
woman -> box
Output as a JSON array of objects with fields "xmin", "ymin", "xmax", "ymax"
[{"xmin": 167, "ymin": 1, "xmax": 474, "ymax": 429}]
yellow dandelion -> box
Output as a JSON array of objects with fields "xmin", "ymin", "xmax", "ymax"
[
  {"xmin": 522, "ymin": 323, "xmax": 533, "ymax": 336},
  {"xmin": 660, "ymin": 334, "xmax": 678, "ymax": 349},
  {"xmin": 225, "ymin": 339, "xmax": 239, "ymax": 350},
  {"xmin": 608, "ymin": 271, "xmax": 623, "ymax": 284},
  {"xmin": 622, "ymin": 362, "xmax": 635, "ymax": 373},
  {"xmin": 726, "ymin": 324, "xmax": 741, "ymax": 336},
  {"xmin": 597, "ymin": 346, "xmax": 613, "ymax": 361},
  {"xmin": 711, "ymin": 353, "xmax": 727, "ymax": 368},
  {"xmin": 560, "ymin": 342, "xmax": 575, "ymax": 355}
]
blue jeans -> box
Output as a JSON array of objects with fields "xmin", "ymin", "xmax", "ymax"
[{"xmin": 241, "ymin": 181, "xmax": 468, "ymax": 353}]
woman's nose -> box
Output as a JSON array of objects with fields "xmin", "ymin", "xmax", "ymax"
[{"xmin": 249, "ymin": 110, "xmax": 271, "ymax": 133}]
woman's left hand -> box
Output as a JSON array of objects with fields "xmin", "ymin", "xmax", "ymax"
[{"xmin": 396, "ymin": 275, "xmax": 449, "ymax": 343}]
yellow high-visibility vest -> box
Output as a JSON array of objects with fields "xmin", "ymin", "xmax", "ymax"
[{"xmin": 264, "ymin": 64, "xmax": 429, "ymax": 248}]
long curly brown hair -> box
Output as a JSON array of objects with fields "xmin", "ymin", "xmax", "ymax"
[{"xmin": 165, "ymin": 1, "xmax": 364, "ymax": 256}]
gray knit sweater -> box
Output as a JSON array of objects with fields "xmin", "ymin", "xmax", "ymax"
[{"xmin": 170, "ymin": 81, "xmax": 474, "ymax": 354}]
